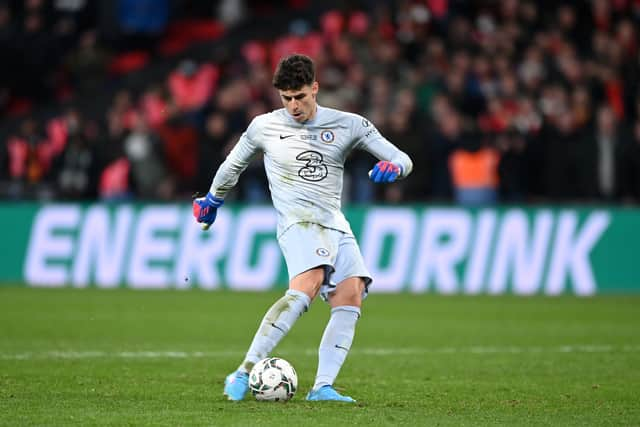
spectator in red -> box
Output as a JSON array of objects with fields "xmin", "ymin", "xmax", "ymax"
[
  {"xmin": 7, "ymin": 119, "xmax": 50, "ymax": 185},
  {"xmin": 157, "ymin": 110, "xmax": 198, "ymax": 195},
  {"xmin": 140, "ymin": 85, "xmax": 170, "ymax": 129},
  {"xmin": 168, "ymin": 59, "xmax": 219, "ymax": 113},
  {"xmin": 99, "ymin": 157, "xmax": 131, "ymax": 201}
]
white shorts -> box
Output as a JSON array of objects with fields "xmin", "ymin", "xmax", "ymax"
[{"xmin": 278, "ymin": 223, "xmax": 372, "ymax": 302}]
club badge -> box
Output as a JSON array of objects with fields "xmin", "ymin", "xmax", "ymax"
[
  {"xmin": 320, "ymin": 130, "xmax": 335, "ymax": 143},
  {"xmin": 316, "ymin": 248, "xmax": 330, "ymax": 257}
]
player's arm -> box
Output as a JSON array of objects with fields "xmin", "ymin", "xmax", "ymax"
[
  {"xmin": 353, "ymin": 116, "xmax": 413, "ymax": 183},
  {"xmin": 193, "ymin": 123, "xmax": 261, "ymax": 229},
  {"xmin": 209, "ymin": 130, "xmax": 261, "ymax": 197}
]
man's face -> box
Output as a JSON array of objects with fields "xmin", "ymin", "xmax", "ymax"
[{"xmin": 279, "ymin": 82, "xmax": 318, "ymax": 123}]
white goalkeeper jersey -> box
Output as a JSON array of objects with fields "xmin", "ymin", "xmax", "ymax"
[{"xmin": 210, "ymin": 105, "xmax": 413, "ymax": 237}]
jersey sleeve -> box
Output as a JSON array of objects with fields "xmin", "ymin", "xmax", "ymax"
[
  {"xmin": 352, "ymin": 114, "xmax": 414, "ymax": 179},
  {"xmin": 209, "ymin": 118, "xmax": 262, "ymax": 198}
]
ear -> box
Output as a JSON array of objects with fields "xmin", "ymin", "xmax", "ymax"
[{"xmin": 311, "ymin": 81, "xmax": 319, "ymax": 97}]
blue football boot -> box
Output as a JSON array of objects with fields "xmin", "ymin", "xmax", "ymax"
[
  {"xmin": 306, "ymin": 385, "xmax": 356, "ymax": 402},
  {"xmin": 223, "ymin": 370, "xmax": 249, "ymax": 401}
]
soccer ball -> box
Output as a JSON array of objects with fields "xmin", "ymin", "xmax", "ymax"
[{"xmin": 248, "ymin": 357, "xmax": 298, "ymax": 401}]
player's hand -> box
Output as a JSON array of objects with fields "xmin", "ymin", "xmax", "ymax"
[
  {"xmin": 368, "ymin": 161, "xmax": 401, "ymax": 183},
  {"xmin": 192, "ymin": 192, "xmax": 224, "ymax": 230}
]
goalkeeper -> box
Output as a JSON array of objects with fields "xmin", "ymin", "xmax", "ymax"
[{"xmin": 193, "ymin": 54, "xmax": 413, "ymax": 402}]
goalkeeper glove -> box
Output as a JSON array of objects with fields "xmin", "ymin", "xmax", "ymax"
[
  {"xmin": 193, "ymin": 192, "xmax": 224, "ymax": 229},
  {"xmin": 369, "ymin": 161, "xmax": 401, "ymax": 183}
]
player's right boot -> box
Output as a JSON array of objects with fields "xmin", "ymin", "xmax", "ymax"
[
  {"xmin": 306, "ymin": 385, "xmax": 356, "ymax": 402},
  {"xmin": 223, "ymin": 370, "xmax": 249, "ymax": 401}
]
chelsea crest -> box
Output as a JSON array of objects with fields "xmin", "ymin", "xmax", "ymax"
[{"xmin": 320, "ymin": 130, "xmax": 335, "ymax": 143}]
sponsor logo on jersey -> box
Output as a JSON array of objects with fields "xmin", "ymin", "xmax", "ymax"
[
  {"xmin": 279, "ymin": 135, "xmax": 295, "ymax": 140},
  {"xmin": 296, "ymin": 151, "xmax": 328, "ymax": 181},
  {"xmin": 320, "ymin": 130, "xmax": 335, "ymax": 143}
]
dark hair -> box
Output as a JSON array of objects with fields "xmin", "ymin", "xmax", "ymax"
[{"xmin": 272, "ymin": 54, "xmax": 315, "ymax": 90}]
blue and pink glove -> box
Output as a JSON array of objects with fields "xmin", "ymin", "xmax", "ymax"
[
  {"xmin": 369, "ymin": 161, "xmax": 401, "ymax": 183},
  {"xmin": 193, "ymin": 192, "xmax": 224, "ymax": 229}
]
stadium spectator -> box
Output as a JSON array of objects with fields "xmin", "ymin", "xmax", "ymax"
[
  {"xmin": 124, "ymin": 113, "xmax": 170, "ymax": 199},
  {"xmin": 99, "ymin": 157, "xmax": 131, "ymax": 201},
  {"xmin": 7, "ymin": 119, "xmax": 48, "ymax": 185},
  {"xmin": 64, "ymin": 30, "xmax": 110, "ymax": 95},
  {"xmin": 497, "ymin": 130, "xmax": 528, "ymax": 202},
  {"xmin": 588, "ymin": 105, "xmax": 628, "ymax": 201},
  {"xmin": 197, "ymin": 111, "xmax": 227, "ymax": 192},
  {"xmin": 449, "ymin": 134, "xmax": 500, "ymax": 206},
  {"xmin": 140, "ymin": 85, "xmax": 170, "ymax": 129},
  {"xmin": 168, "ymin": 60, "xmax": 219, "ymax": 113},
  {"xmin": 156, "ymin": 109, "xmax": 198, "ymax": 197},
  {"xmin": 54, "ymin": 117, "xmax": 98, "ymax": 200},
  {"xmin": 429, "ymin": 100, "xmax": 459, "ymax": 201}
]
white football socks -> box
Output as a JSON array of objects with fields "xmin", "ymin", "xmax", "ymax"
[
  {"xmin": 313, "ymin": 305, "xmax": 361, "ymax": 390},
  {"xmin": 238, "ymin": 289, "xmax": 311, "ymax": 373}
]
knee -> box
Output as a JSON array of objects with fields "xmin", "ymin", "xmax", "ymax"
[
  {"xmin": 330, "ymin": 278, "xmax": 365, "ymax": 308},
  {"xmin": 289, "ymin": 267, "xmax": 326, "ymax": 300}
]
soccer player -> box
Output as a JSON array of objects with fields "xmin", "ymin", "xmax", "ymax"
[{"xmin": 193, "ymin": 54, "xmax": 413, "ymax": 402}]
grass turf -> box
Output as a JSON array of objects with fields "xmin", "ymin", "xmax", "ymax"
[{"xmin": 0, "ymin": 288, "xmax": 638, "ymax": 426}]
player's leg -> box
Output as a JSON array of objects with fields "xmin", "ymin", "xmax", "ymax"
[
  {"xmin": 321, "ymin": 277, "xmax": 365, "ymax": 390},
  {"xmin": 307, "ymin": 277, "xmax": 364, "ymax": 403},
  {"xmin": 289, "ymin": 266, "xmax": 326, "ymax": 300},
  {"xmin": 224, "ymin": 267, "xmax": 325, "ymax": 400},
  {"xmin": 224, "ymin": 224, "xmax": 338, "ymax": 401},
  {"xmin": 224, "ymin": 269, "xmax": 322, "ymax": 401},
  {"xmin": 239, "ymin": 267, "xmax": 325, "ymax": 372},
  {"xmin": 307, "ymin": 234, "xmax": 371, "ymax": 403},
  {"xmin": 239, "ymin": 223, "xmax": 337, "ymax": 371}
]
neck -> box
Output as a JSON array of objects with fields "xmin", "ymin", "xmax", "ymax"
[{"xmin": 306, "ymin": 103, "xmax": 318, "ymax": 122}]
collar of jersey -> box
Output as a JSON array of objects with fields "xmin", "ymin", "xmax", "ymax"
[{"xmin": 284, "ymin": 105, "xmax": 324, "ymax": 126}]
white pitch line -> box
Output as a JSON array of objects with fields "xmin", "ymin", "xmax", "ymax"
[{"xmin": 1, "ymin": 345, "xmax": 639, "ymax": 361}]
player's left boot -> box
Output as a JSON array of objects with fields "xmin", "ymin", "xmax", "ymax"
[
  {"xmin": 306, "ymin": 385, "xmax": 356, "ymax": 402},
  {"xmin": 223, "ymin": 370, "xmax": 249, "ymax": 401}
]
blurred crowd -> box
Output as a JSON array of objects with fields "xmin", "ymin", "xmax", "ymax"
[{"xmin": 2, "ymin": 0, "xmax": 640, "ymax": 205}]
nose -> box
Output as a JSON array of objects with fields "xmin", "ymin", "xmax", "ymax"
[{"xmin": 289, "ymin": 99, "xmax": 299, "ymax": 110}]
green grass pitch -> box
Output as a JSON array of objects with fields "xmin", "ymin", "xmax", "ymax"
[{"xmin": 1, "ymin": 288, "xmax": 639, "ymax": 426}]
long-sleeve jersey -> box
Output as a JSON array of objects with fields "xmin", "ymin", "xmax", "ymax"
[{"xmin": 210, "ymin": 105, "xmax": 413, "ymax": 237}]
